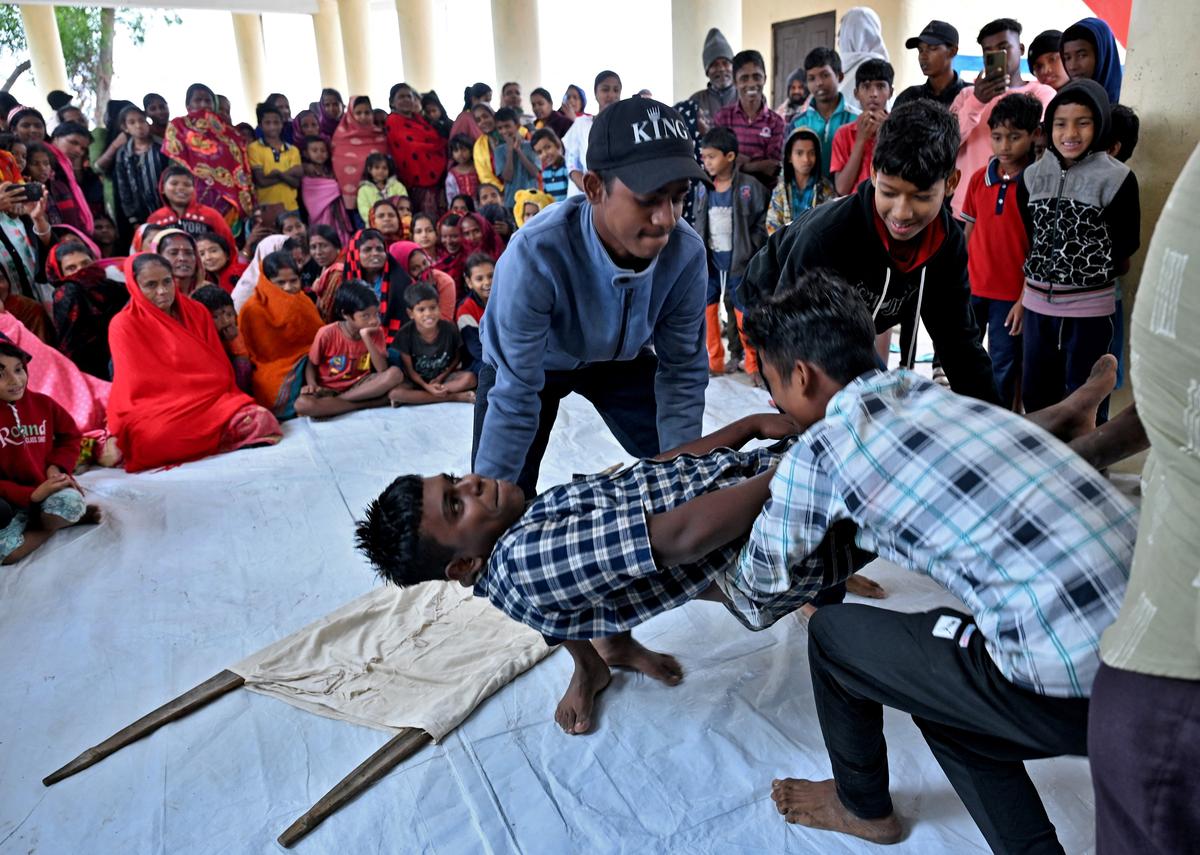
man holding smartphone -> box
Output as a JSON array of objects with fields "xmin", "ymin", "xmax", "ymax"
[{"xmin": 947, "ymin": 18, "xmax": 1055, "ymax": 220}]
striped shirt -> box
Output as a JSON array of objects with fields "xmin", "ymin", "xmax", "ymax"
[
  {"xmin": 714, "ymin": 100, "xmax": 786, "ymax": 164},
  {"xmin": 734, "ymin": 369, "xmax": 1135, "ymax": 698},
  {"xmin": 541, "ymin": 163, "xmax": 570, "ymax": 202}
]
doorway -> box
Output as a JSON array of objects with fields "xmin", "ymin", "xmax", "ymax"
[{"xmin": 772, "ymin": 11, "xmax": 837, "ymax": 107}]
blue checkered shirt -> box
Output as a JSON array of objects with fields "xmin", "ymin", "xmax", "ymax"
[
  {"xmin": 475, "ymin": 447, "xmax": 868, "ymax": 641},
  {"xmin": 734, "ymin": 370, "xmax": 1135, "ymax": 697}
]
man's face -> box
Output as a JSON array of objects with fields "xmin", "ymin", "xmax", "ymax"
[
  {"xmin": 502, "ymin": 84, "xmax": 522, "ymax": 110},
  {"xmin": 125, "ymin": 111, "xmax": 151, "ymax": 140},
  {"xmin": 806, "ymin": 65, "xmax": 841, "ymax": 106},
  {"xmin": 272, "ymin": 96, "xmax": 292, "ymax": 122},
  {"xmin": 872, "ymin": 170, "xmax": 954, "ymax": 241},
  {"xmin": 1051, "ymin": 103, "xmax": 1095, "ymax": 162},
  {"xmin": 916, "ymin": 42, "xmax": 956, "ymax": 79},
  {"xmin": 707, "ymin": 57, "xmax": 733, "ymax": 90},
  {"xmin": 979, "ymin": 30, "xmax": 1023, "ymax": 78},
  {"xmin": 856, "ymin": 79, "xmax": 891, "ymax": 113},
  {"xmin": 989, "ymin": 123, "xmax": 1035, "ymax": 170},
  {"xmin": 145, "ymin": 98, "xmax": 169, "ymax": 125},
  {"xmin": 589, "ymin": 176, "xmax": 688, "ymax": 262},
  {"xmin": 1032, "ymin": 52, "xmax": 1070, "ymax": 90},
  {"xmin": 479, "ymin": 186, "xmax": 502, "ymax": 207},
  {"xmin": 496, "ymin": 119, "xmax": 518, "ymax": 141},
  {"xmin": 61, "ymin": 108, "xmax": 85, "ymax": 126},
  {"xmin": 421, "ymin": 473, "xmax": 527, "ymax": 584},
  {"xmin": 735, "ymin": 62, "xmax": 766, "ymax": 107},
  {"xmin": 699, "ymin": 146, "xmax": 733, "ymax": 179},
  {"xmin": 1060, "ymin": 39, "xmax": 1096, "ymax": 82},
  {"xmin": 406, "ymin": 298, "xmax": 441, "ymax": 330},
  {"xmin": 595, "ymin": 77, "xmax": 622, "ymax": 111},
  {"xmin": 760, "ymin": 360, "xmax": 825, "ymax": 433},
  {"xmin": 788, "ymin": 78, "xmax": 806, "ymax": 105}
]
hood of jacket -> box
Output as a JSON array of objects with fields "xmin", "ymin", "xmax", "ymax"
[{"xmin": 1044, "ymin": 78, "xmax": 1112, "ymax": 166}]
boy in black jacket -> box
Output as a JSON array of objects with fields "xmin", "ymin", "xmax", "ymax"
[{"xmin": 741, "ymin": 100, "xmax": 999, "ymax": 405}]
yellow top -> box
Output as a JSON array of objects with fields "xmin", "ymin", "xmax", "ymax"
[{"xmin": 248, "ymin": 140, "xmax": 301, "ymax": 210}]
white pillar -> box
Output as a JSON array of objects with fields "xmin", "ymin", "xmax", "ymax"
[
  {"xmin": 338, "ymin": 0, "xmax": 373, "ymax": 98},
  {"xmin": 231, "ymin": 13, "xmax": 268, "ymax": 115},
  {"xmin": 490, "ymin": 0, "xmax": 541, "ymax": 98},
  {"xmin": 312, "ymin": 0, "xmax": 348, "ymax": 92},
  {"xmin": 395, "ymin": 0, "xmax": 436, "ymax": 91},
  {"xmin": 18, "ymin": 5, "xmax": 71, "ymax": 100},
  {"xmin": 671, "ymin": 0, "xmax": 742, "ymax": 103}
]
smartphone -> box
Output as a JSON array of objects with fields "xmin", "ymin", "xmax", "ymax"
[{"xmin": 984, "ymin": 50, "xmax": 1007, "ymax": 78}]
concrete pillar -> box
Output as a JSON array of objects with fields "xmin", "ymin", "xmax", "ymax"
[
  {"xmin": 18, "ymin": 5, "xmax": 71, "ymax": 100},
  {"xmin": 312, "ymin": 0, "xmax": 348, "ymax": 92},
  {"xmin": 490, "ymin": 0, "xmax": 541, "ymax": 97},
  {"xmin": 395, "ymin": 0, "xmax": 436, "ymax": 91},
  {"xmin": 338, "ymin": 0, "xmax": 373, "ymax": 98},
  {"xmin": 231, "ymin": 13, "xmax": 268, "ymax": 114},
  {"xmin": 671, "ymin": 0, "xmax": 742, "ymax": 103}
]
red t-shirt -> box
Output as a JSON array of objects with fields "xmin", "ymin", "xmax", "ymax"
[
  {"xmin": 961, "ymin": 160, "xmax": 1029, "ymax": 301},
  {"xmin": 308, "ymin": 323, "xmax": 386, "ymax": 391},
  {"xmin": 829, "ymin": 123, "xmax": 875, "ymax": 191},
  {"xmin": 0, "ymin": 389, "xmax": 82, "ymax": 506}
]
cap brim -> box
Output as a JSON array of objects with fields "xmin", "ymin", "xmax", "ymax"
[
  {"xmin": 611, "ymin": 155, "xmax": 712, "ymax": 194},
  {"xmin": 906, "ymin": 35, "xmax": 952, "ymax": 48}
]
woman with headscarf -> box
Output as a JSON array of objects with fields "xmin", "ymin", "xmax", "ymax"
[
  {"xmin": 161, "ymin": 83, "xmax": 254, "ymax": 227},
  {"xmin": 1060, "ymin": 18, "xmax": 1123, "ymax": 104},
  {"xmin": 48, "ymin": 240, "xmax": 127, "ymax": 379},
  {"xmin": 449, "ymin": 82, "xmax": 492, "ymax": 142},
  {"xmin": 421, "ymin": 91, "xmax": 454, "ymax": 139},
  {"xmin": 369, "ymin": 199, "xmax": 405, "ymax": 243},
  {"xmin": 476, "ymin": 203, "xmax": 516, "ymax": 252},
  {"xmin": 561, "ymin": 84, "xmax": 589, "ymax": 120},
  {"xmin": 325, "ymin": 229, "xmax": 412, "ymax": 345},
  {"xmin": 332, "ymin": 95, "xmax": 388, "ymax": 212},
  {"xmin": 292, "ymin": 109, "xmax": 324, "ymax": 143},
  {"xmin": 837, "ymin": 7, "xmax": 889, "ymax": 111},
  {"xmin": 432, "ymin": 212, "xmax": 466, "ymax": 293},
  {"xmin": 231, "ymin": 233, "xmax": 288, "ymax": 312},
  {"xmin": 108, "ymin": 252, "xmax": 281, "ymax": 472},
  {"xmin": 388, "ymin": 240, "xmax": 455, "ymax": 321},
  {"xmin": 146, "ymin": 228, "xmax": 205, "ymax": 296},
  {"xmin": 385, "ymin": 83, "xmax": 448, "ymax": 218},
  {"xmin": 317, "ymin": 89, "xmax": 345, "ymax": 139}
]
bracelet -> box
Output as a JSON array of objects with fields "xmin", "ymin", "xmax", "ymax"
[{"xmin": 33, "ymin": 225, "xmax": 51, "ymax": 237}]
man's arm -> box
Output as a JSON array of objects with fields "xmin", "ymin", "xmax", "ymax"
[
  {"xmin": 648, "ymin": 471, "xmax": 775, "ymax": 568},
  {"xmin": 651, "ymin": 240, "xmax": 710, "ymax": 451},
  {"xmin": 498, "ymin": 143, "xmax": 516, "ymax": 182},
  {"xmin": 654, "ymin": 413, "xmax": 799, "ymax": 460}
]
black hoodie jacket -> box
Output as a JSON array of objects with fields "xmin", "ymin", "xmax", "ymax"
[{"xmin": 740, "ymin": 179, "xmax": 1000, "ymax": 404}]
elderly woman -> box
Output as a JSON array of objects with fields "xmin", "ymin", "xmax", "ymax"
[
  {"xmin": 146, "ymin": 228, "xmax": 205, "ymax": 295},
  {"xmin": 107, "ymin": 252, "xmax": 281, "ymax": 472}
]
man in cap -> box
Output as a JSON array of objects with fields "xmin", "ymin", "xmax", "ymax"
[
  {"xmin": 688, "ymin": 27, "xmax": 737, "ymax": 124},
  {"xmin": 894, "ymin": 20, "xmax": 968, "ymax": 107},
  {"xmin": 472, "ymin": 98, "xmax": 711, "ymax": 500}
]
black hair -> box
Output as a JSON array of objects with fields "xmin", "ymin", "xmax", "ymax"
[
  {"xmin": 494, "ymin": 107, "xmax": 519, "ymax": 125},
  {"xmin": 1108, "ymin": 104, "xmax": 1139, "ymax": 162},
  {"xmin": 472, "ymin": 103, "xmax": 495, "ymax": 120},
  {"xmin": 451, "ymin": 193, "xmax": 476, "ymax": 213},
  {"xmin": 977, "ymin": 18, "xmax": 1023, "ymax": 44},
  {"xmin": 185, "ymin": 83, "xmax": 215, "ymax": 108},
  {"xmin": 391, "ymin": 82, "xmax": 414, "ymax": 103},
  {"xmin": 1028, "ymin": 30, "xmax": 1063, "ymax": 65},
  {"xmin": 872, "ymin": 100, "xmax": 960, "ymax": 189},
  {"xmin": 142, "ymin": 92, "xmax": 166, "ymax": 110},
  {"xmin": 191, "ymin": 284, "xmax": 234, "ymax": 312},
  {"xmin": 117, "ymin": 105, "xmax": 146, "ymax": 128},
  {"xmin": 782, "ymin": 128, "xmax": 824, "ymax": 186},
  {"xmin": 262, "ymin": 249, "xmax": 300, "ymax": 280},
  {"xmin": 310, "ymin": 223, "xmax": 342, "ymax": 249},
  {"xmin": 449, "ymin": 133, "xmax": 473, "ymax": 153},
  {"xmin": 464, "ymin": 252, "xmax": 495, "ymax": 278},
  {"xmin": 23, "ymin": 141, "xmax": 53, "ymax": 168},
  {"xmin": 699, "ymin": 126, "xmax": 738, "ymax": 157},
  {"xmin": 300, "ymin": 135, "xmax": 329, "ymax": 158},
  {"xmin": 530, "ymin": 127, "xmax": 561, "ymax": 148},
  {"xmin": 351, "ymin": 95, "xmax": 372, "ymax": 111},
  {"xmin": 276, "ymin": 209, "xmax": 305, "ymax": 231},
  {"xmin": 55, "ymin": 105, "xmax": 84, "ymax": 124},
  {"xmin": 530, "ymin": 87, "xmax": 552, "ymax": 103},
  {"xmin": 440, "ymin": 213, "xmax": 462, "ymax": 230},
  {"xmin": 855, "ymin": 59, "xmax": 894, "ymax": 89},
  {"xmin": 51, "ymin": 121, "xmax": 92, "ymax": 142},
  {"xmin": 404, "ymin": 282, "xmax": 440, "ymax": 309},
  {"xmin": 333, "ymin": 278, "xmax": 380, "ymax": 318},
  {"xmin": 1046, "ymin": 81, "xmax": 1111, "ymax": 153},
  {"xmin": 320, "ymin": 88, "xmax": 344, "ymax": 105},
  {"xmin": 988, "ymin": 92, "xmax": 1042, "ymax": 132},
  {"xmin": 195, "ymin": 230, "xmax": 232, "ymax": 256},
  {"xmin": 744, "ymin": 269, "xmax": 878, "ymax": 385},
  {"xmin": 161, "ymin": 163, "xmax": 194, "ymax": 183},
  {"xmin": 0, "ymin": 340, "xmax": 33, "ymax": 366},
  {"xmin": 462, "ymin": 82, "xmax": 492, "ymax": 111},
  {"xmin": 355, "ymin": 474, "xmax": 453, "ymax": 586},
  {"xmin": 804, "ymin": 47, "xmax": 843, "ymax": 77},
  {"xmin": 266, "ymin": 92, "xmax": 288, "ymax": 109},
  {"xmin": 502, "ymin": 81, "xmax": 520, "ymax": 94},
  {"xmin": 0, "ymin": 132, "xmax": 17, "ymax": 152},
  {"xmin": 255, "ymin": 104, "xmax": 282, "ymax": 124},
  {"xmin": 284, "ymin": 235, "xmax": 307, "ymax": 253},
  {"xmin": 0, "ymin": 92, "xmax": 18, "ymax": 119},
  {"xmin": 731, "ymin": 49, "xmax": 766, "ymax": 75},
  {"xmin": 132, "ymin": 252, "xmax": 173, "ymax": 280},
  {"xmin": 52, "ymin": 241, "xmax": 95, "ymax": 265},
  {"xmin": 411, "ymin": 212, "xmax": 437, "ymax": 234},
  {"xmin": 593, "ymin": 70, "xmax": 620, "ymax": 92},
  {"xmin": 362, "ymin": 151, "xmax": 392, "ymax": 179},
  {"xmin": 478, "ymin": 183, "xmax": 502, "ymax": 199}
]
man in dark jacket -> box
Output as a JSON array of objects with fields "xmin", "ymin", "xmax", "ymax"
[
  {"xmin": 688, "ymin": 28, "xmax": 737, "ymax": 126},
  {"xmin": 741, "ymin": 100, "xmax": 1000, "ymax": 405}
]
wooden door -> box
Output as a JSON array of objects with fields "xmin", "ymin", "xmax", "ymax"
[{"xmin": 772, "ymin": 11, "xmax": 837, "ymax": 107}]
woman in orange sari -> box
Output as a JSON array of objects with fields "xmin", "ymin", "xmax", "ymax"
[{"xmin": 237, "ymin": 249, "xmax": 323, "ymax": 419}]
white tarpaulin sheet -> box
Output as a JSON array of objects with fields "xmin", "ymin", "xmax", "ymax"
[{"xmin": 0, "ymin": 377, "xmax": 1097, "ymax": 853}]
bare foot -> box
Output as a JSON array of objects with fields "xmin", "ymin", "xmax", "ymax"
[
  {"xmin": 846, "ymin": 574, "xmax": 886, "ymax": 599},
  {"xmin": 771, "ymin": 778, "xmax": 902, "ymax": 844},
  {"xmin": 555, "ymin": 657, "xmax": 611, "ymax": 734},
  {"xmin": 592, "ymin": 635, "xmax": 684, "ymax": 685},
  {"xmin": 451, "ymin": 391, "xmax": 476, "ymax": 403},
  {"xmin": 80, "ymin": 505, "xmax": 102, "ymax": 525},
  {"xmin": 1029, "ymin": 355, "xmax": 1117, "ymax": 443}
]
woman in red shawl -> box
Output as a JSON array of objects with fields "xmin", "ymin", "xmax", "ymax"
[
  {"xmin": 195, "ymin": 231, "xmax": 247, "ymax": 294},
  {"xmin": 332, "ymin": 96, "xmax": 388, "ymax": 212},
  {"xmin": 161, "ymin": 84, "xmax": 254, "ymax": 227},
  {"xmin": 49, "ymin": 241, "xmax": 128, "ymax": 379},
  {"xmin": 146, "ymin": 228, "xmax": 206, "ymax": 296},
  {"xmin": 458, "ymin": 211, "xmax": 503, "ymax": 260},
  {"xmin": 108, "ymin": 253, "xmax": 281, "ymax": 472},
  {"xmin": 385, "ymin": 83, "xmax": 447, "ymax": 219},
  {"xmin": 388, "ymin": 240, "xmax": 455, "ymax": 321}
]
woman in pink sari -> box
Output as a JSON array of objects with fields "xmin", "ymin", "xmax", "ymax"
[{"xmin": 299, "ymin": 135, "xmax": 353, "ymax": 247}]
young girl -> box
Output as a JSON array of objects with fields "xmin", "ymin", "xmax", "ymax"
[
  {"xmin": 334, "ymin": 95, "xmax": 390, "ymax": 216},
  {"xmin": 767, "ymin": 127, "xmax": 835, "ymax": 235},
  {"xmin": 196, "ymin": 231, "xmax": 248, "ymax": 293},
  {"xmin": 443, "ymin": 135, "xmax": 480, "ymax": 208},
  {"xmin": 292, "ymin": 110, "xmax": 323, "ymax": 142},
  {"xmin": 300, "ymin": 135, "xmax": 353, "ymax": 246},
  {"xmin": 449, "ymin": 194, "xmax": 474, "ymax": 216},
  {"xmin": 421, "ymin": 91, "xmax": 453, "ymax": 138},
  {"xmin": 369, "ymin": 199, "xmax": 404, "ymax": 243},
  {"xmin": 147, "ymin": 164, "xmax": 238, "ymax": 254},
  {"xmin": 22, "ymin": 143, "xmax": 61, "ymax": 224},
  {"xmin": 237, "ymin": 250, "xmax": 324, "ymax": 418},
  {"xmin": 388, "ymin": 241, "xmax": 456, "ymax": 321},
  {"xmin": 356, "ymin": 152, "xmax": 407, "ymax": 225},
  {"xmin": 471, "ymin": 105, "xmax": 504, "ymax": 193},
  {"xmin": 142, "ymin": 93, "xmax": 169, "ymax": 140}
]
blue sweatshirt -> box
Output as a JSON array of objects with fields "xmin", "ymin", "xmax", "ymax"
[{"xmin": 476, "ymin": 195, "xmax": 709, "ymax": 483}]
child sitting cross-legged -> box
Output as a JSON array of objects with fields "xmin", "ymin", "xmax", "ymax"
[
  {"xmin": 294, "ymin": 280, "xmax": 407, "ymax": 418},
  {"xmin": 0, "ymin": 340, "xmax": 100, "ymax": 565},
  {"xmin": 455, "ymin": 252, "xmax": 494, "ymax": 376},
  {"xmin": 191, "ymin": 284, "xmax": 254, "ymax": 395},
  {"xmin": 389, "ymin": 283, "xmax": 476, "ymax": 405}
]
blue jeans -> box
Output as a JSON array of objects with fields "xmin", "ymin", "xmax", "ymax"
[
  {"xmin": 1022, "ymin": 308, "xmax": 1115, "ymax": 423},
  {"xmin": 970, "ymin": 296, "xmax": 1022, "ymax": 407}
]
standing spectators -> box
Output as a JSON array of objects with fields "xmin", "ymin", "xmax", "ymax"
[
  {"xmin": 715, "ymin": 50, "xmax": 786, "ymax": 189},
  {"xmin": 687, "ymin": 28, "xmax": 737, "ymax": 124},
  {"xmin": 894, "ymin": 21, "xmax": 967, "ymax": 108}
]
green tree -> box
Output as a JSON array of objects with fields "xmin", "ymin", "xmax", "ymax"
[{"xmin": 0, "ymin": 6, "xmax": 178, "ymax": 123}]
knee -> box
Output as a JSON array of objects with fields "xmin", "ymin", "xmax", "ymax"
[
  {"xmin": 293, "ymin": 396, "xmax": 315, "ymax": 417},
  {"xmin": 383, "ymin": 366, "xmax": 403, "ymax": 381}
]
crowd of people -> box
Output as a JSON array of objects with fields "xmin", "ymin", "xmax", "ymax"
[{"xmin": 1, "ymin": 6, "xmax": 1194, "ymax": 854}]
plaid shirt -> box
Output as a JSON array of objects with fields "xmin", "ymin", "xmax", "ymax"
[
  {"xmin": 714, "ymin": 100, "xmax": 786, "ymax": 164},
  {"xmin": 475, "ymin": 447, "xmax": 868, "ymax": 641},
  {"xmin": 734, "ymin": 370, "xmax": 1135, "ymax": 698}
]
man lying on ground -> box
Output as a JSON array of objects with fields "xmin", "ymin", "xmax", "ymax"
[{"xmin": 730, "ymin": 271, "xmax": 1134, "ymax": 852}]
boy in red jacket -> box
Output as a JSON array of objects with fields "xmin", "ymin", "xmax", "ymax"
[{"xmin": 0, "ymin": 341, "xmax": 99, "ymax": 565}]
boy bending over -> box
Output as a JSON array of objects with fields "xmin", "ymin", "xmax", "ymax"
[
  {"xmin": 731, "ymin": 272, "xmax": 1134, "ymax": 852},
  {"xmin": 356, "ymin": 414, "xmax": 871, "ymax": 734}
]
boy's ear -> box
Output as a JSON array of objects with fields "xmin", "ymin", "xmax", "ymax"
[
  {"xmin": 945, "ymin": 168, "xmax": 961, "ymax": 195},
  {"xmin": 583, "ymin": 171, "xmax": 606, "ymax": 204},
  {"xmin": 444, "ymin": 555, "xmax": 484, "ymax": 585}
]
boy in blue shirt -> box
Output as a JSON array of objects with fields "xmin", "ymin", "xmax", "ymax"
[
  {"xmin": 494, "ymin": 107, "xmax": 541, "ymax": 207},
  {"xmin": 531, "ymin": 128, "xmax": 570, "ymax": 203}
]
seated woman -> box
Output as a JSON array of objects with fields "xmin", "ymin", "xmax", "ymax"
[
  {"xmin": 49, "ymin": 241, "xmax": 128, "ymax": 380},
  {"xmin": 308, "ymin": 224, "xmax": 343, "ymax": 281},
  {"xmin": 145, "ymin": 228, "xmax": 205, "ymax": 295},
  {"xmin": 315, "ymin": 229, "xmax": 412, "ymax": 341},
  {"xmin": 108, "ymin": 253, "xmax": 281, "ymax": 472},
  {"xmin": 237, "ymin": 250, "xmax": 323, "ymax": 419},
  {"xmin": 368, "ymin": 199, "xmax": 404, "ymax": 244},
  {"xmin": 388, "ymin": 241, "xmax": 455, "ymax": 321},
  {"xmin": 195, "ymin": 230, "xmax": 246, "ymax": 294}
]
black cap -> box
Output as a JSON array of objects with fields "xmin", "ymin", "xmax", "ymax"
[
  {"xmin": 905, "ymin": 20, "xmax": 959, "ymax": 49},
  {"xmin": 586, "ymin": 98, "xmax": 710, "ymax": 194}
]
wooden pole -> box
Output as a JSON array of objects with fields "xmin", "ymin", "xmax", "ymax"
[
  {"xmin": 42, "ymin": 670, "xmax": 245, "ymax": 786},
  {"xmin": 277, "ymin": 728, "xmax": 433, "ymax": 848}
]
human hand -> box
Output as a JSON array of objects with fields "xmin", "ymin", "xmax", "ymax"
[
  {"xmin": 1004, "ymin": 301, "xmax": 1024, "ymax": 336},
  {"xmin": 358, "ymin": 324, "xmax": 380, "ymax": 341},
  {"xmin": 32, "ymin": 473, "xmax": 73, "ymax": 503},
  {"xmin": 862, "ymin": 110, "xmax": 886, "ymax": 140},
  {"xmin": 0, "ymin": 182, "xmax": 20, "ymax": 215},
  {"xmin": 46, "ymin": 464, "xmax": 84, "ymax": 495},
  {"xmin": 300, "ymin": 385, "xmax": 320, "ymax": 396},
  {"xmin": 973, "ymin": 70, "xmax": 1009, "ymax": 103},
  {"xmin": 28, "ymin": 191, "xmax": 49, "ymax": 227},
  {"xmin": 753, "ymin": 412, "xmax": 803, "ymax": 441},
  {"xmin": 428, "ymin": 383, "xmax": 448, "ymax": 397}
]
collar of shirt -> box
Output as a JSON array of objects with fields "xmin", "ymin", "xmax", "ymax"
[
  {"xmin": 579, "ymin": 199, "xmax": 662, "ymax": 290},
  {"xmin": 734, "ymin": 98, "xmax": 770, "ymax": 124}
]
